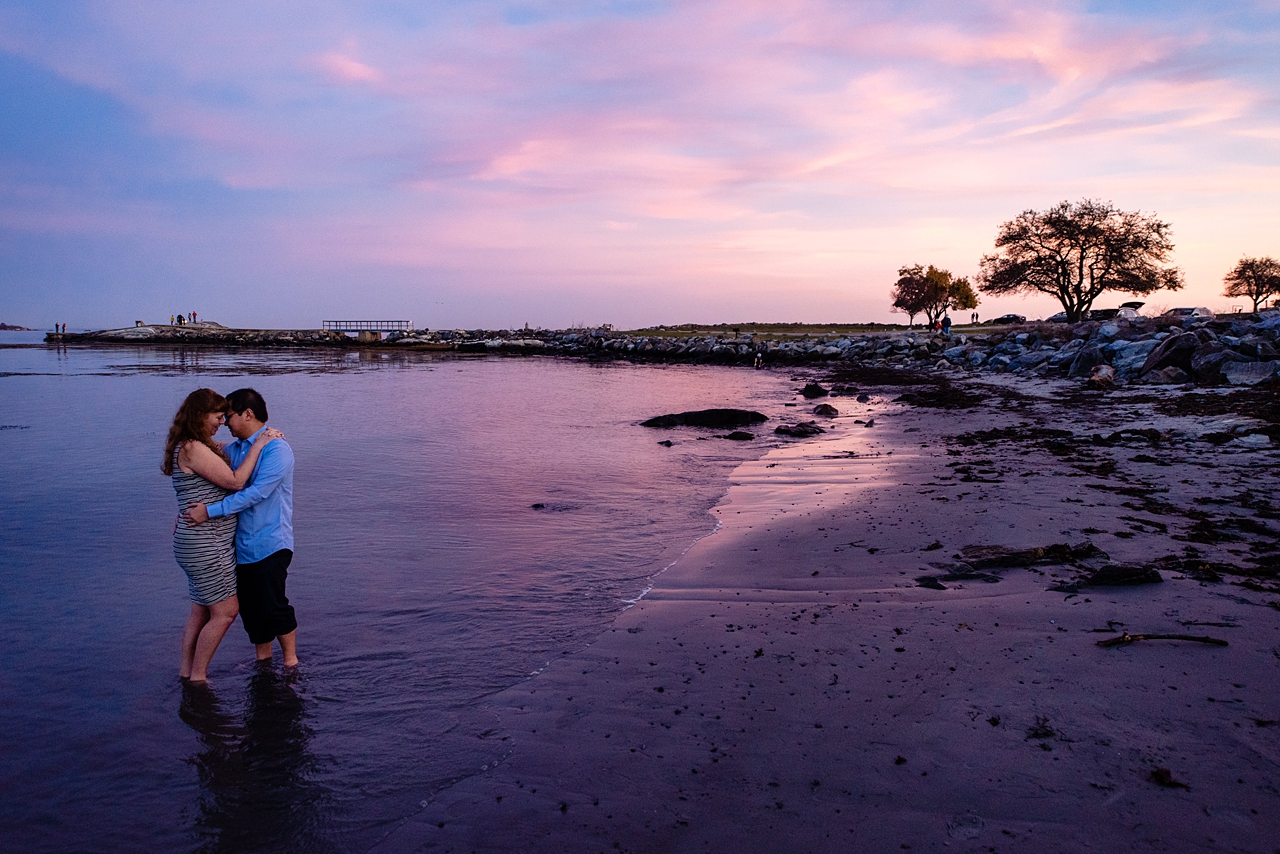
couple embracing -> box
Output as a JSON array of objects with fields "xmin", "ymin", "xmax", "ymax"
[{"xmin": 162, "ymin": 388, "xmax": 298, "ymax": 682}]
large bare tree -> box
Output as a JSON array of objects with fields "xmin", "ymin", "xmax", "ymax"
[
  {"xmin": 1223, "ymin": 256, "xmax": 1280, "ymax": 312},
  {"xmin": 977, "ymin": 200, "xmax": 1183, "ymax": 322}
]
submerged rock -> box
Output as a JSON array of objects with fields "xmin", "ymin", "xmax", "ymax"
[
  {"xmin": 641, "ymin": 409, "xmax": 768, "ymax": 429},
  {"xmin": 813, "ymin": 403, "xmax": 839, "ymax": 417},
  {"xmin": 775, "ymin": 421, "xmax": 825, "ymax": 437},
  {"xmin": 801, "ymin": 382, "xmax": 829, "ymax": 398}
]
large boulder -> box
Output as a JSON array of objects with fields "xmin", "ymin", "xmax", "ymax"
[
  {"xmin": 1191, "ymin": 345, "xmax": 1251, "ymax": 384},
  {"xmin": 1110, "ymin": 339, "xmax": 1161, "ymax": 377},
  {"xmin": 641, "ymin": 409, "xmax": 768, "ymax": 428},
  {"xmin": 1068, "ymin": 343, "xmax": 1107, "ymax": 378},
  {"xmin": 1223, "ymin": 361, "xmax": 1278, "ymax": 385},
  {"xmin": 1138, "ymin": 332, "xmax": 1198, "ymax": 375},
  {"xmin": 1048, "ymin": 338, "xmax": 1086, "ymax": 369}
]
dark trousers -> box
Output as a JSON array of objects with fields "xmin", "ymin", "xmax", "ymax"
[{"xmin": 237, "ymin": 549, "xmax": 297, "ymax": 645}]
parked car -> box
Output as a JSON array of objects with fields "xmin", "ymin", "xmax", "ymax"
[
  {"xmin": 1089, "ymin": 308, "xmax": 1120, "ymax": 321},
  {"xmin": 1163, "ymin": 307, "xmax": 1215, "ymax": 320},
  {"xmin": 986, "ymin": 313, "xmax": 1027, "ymax": 325},
  {"xmin": 1046, "ymin": 311, "xmax": 1070, "ymax": 322}
]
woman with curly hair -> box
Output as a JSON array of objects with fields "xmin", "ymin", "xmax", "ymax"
[{"xmin": 163, "ymin": 388, "xmax": 281, "ymax": 682}]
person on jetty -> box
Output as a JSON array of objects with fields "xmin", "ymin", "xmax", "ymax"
[
  {"xmin": 185, "ymin": 388, "xmax": 299, "ymax": 668},
  {"xmin": 164, "ymin": 389, "xmax": 282, "ymax": 682}
]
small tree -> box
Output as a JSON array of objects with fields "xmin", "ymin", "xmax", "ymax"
[
  {"xmin": 890, "ymin": 266, "xmax": 931, "ymax": 327},
  {"xmin": 891, "ymin": 264, "xmax": 978, "ymax": 327},
  {"xmin": 977, "ymin": 199, "xmax": 1183, "ymax": 322},
  {"xmin": 1223, "ymin": 256, "xmax": 1280, "ymax": 312}
]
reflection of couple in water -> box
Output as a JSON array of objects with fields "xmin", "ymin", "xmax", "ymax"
[
  {"xmin": 180, "ymin": 670, "xmax": 333, "ymax": 854},
  {"xmin": 163, "ymin": 387, "xmax": 298, "ymax": 682}
]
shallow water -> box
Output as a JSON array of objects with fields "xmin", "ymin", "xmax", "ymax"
[{"xmin": 0, "ymin": 339, "xmax": 798, "ymax": 853}]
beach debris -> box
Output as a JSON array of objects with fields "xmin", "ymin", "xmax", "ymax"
[
  {"xmin": 641, "ymin": 408, "xmax": 767, "ymax": 429},
  {"xmin": 813, "ymin": 403, "xmax": 839, "ymax": 417},
  {"xmin": 958, "ymin": 542, "xmax": 1107, "ymax": 570},
  {"xmin": 922, "ymin": 541, "xmax": 943, "ymax": 551},
  {"xmin": 1086, "ymin": 364, "xmax": 1117, "ymax": 390},
  {"xmin": 894, "ymin": 755, "xmax": 907, "ymax": 765},
  {"xmin": 1025, "ymin": 716, "xmax": 1056, "ymax": 740},
  {"xmin": 1148, "ymin": 767, "xmax": 1190, "ymax": 789},
  {"xmin": 946, "ymin": 814, "xmax": 985, "ymax": 841},
  {"xmin": 1079, "ymin": 563, "xmax": 1163, "ymax": 586},
  {"xmin": 1097, "ymin": 632, "xmax": 1228, "ymax": 648},
  {"xmin": 864, "ymin": 418, "xmax": 875, "ymax": 427},
  {"xmin": 801, "ymin": 382, "xmax": 829, "ymax": 398},
  {"xmin": 775, "ymin": 421, "xmax": 825, "ymax": 437}
]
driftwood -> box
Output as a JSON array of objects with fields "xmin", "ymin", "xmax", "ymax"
[{"xmin": 1097, "ymin": 632, "xmax": 1228, "ymax": 648}]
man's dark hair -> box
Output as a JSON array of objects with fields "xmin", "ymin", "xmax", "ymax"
[{"xmin": 226, "ymin": 388, "xmax": 268, "ymax": 423}]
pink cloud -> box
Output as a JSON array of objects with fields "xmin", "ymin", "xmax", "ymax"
[{"xmin": 1, "ymin": 0, "xmax": 1278, "ymax": 325}]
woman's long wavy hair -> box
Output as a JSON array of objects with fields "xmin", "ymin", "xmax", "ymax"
[{"xmin": 162, "ymin": 389, "xmax": 232, "ymax": 475}]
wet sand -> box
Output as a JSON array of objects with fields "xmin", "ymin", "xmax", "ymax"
[{"xmin": 376, "ymin": 370, "xmax": 1280, "ymax": 853}]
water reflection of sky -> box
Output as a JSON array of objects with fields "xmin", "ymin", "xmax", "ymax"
[{"xmin": 0, "ymin": 344, "xmax": 800, "ymax": 853}]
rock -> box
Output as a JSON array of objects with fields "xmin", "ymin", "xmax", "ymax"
[
  {"xmin": 1191, "ymin": 347, "xmax": 1250, "ymax": 384},
  {"xmin": 1229, "ymin": 433, "xmax": 1271, "ymax": 448},
  {"xmin": 1011, "ymin": 349, "xmax": 1053, "ymax": 371},
  {"xmin": 657, "ymin": 440, "xmax": 674, "ymax": 447},
  {"xmin": 1086, "ymin": 364, "xmax": 1116, "ymax": 390},
  {"xmin": 720, "ymin": 431, "xmax": 755, "ymax": 441},
  {"xmin": 856, "ymin": 393, "xmax": 871, "ymax": 403},
  {"xmin": 813, "ymin": 403, "xmax": 839, "ymax": 417},
  {"xmin": 1109, "ymin": 339, "xmax": 1161, "ymax": 377},
  {"xmin": 1139, "ymin": 332, "xmax": 1198, "ymax": 375},
  {"xmin": 1068, "ymin": 343, "xmax": 1106, "ymax": 378},
  {"xmin": 641, "ymin": 409, "xmax": 768, "ymax": 429},
  {"xmin": 1081, "ymin": 564, "xmax": 1163, "ymax": 586},
  {"xmin": 1223, "ymin": 361, "xmax": 1277, "ymax": 385},
  {"xmin": 1141, "ymin": 365, "xmax": 1191, "ymax": 385},
  {"xmin": 801, "ymin": 382, "xmax": 829, "ymax": 398},
  {"xmin": 775, "ymin": 421, "xmax": 825, "ymax": 437}
]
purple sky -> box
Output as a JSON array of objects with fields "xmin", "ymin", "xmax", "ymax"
[{"xmin": 2, "ymin": 1, "xmax": 1278, "ymax": 330}]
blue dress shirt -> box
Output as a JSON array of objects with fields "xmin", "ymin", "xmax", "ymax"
[{"xmin": 206, "ymin": 426, "xmax": 294, "ymax": 564}]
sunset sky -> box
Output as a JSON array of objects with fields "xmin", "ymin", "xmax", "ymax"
[{"xmin": 2, "ymin": 1, "xmax": 1279, "ymax": 330}]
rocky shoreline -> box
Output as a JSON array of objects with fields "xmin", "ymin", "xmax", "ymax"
[{"xmin": 49, "ymin": 311, "xmax": 1280, "ymax": 388}]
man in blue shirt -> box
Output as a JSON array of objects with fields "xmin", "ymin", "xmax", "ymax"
[{"xmin": 187, "ymin": 388, "xmax": 298, "ymax": 666}]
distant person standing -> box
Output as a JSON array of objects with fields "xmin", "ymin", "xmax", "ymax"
[
  {"xmin": 941, "ymin": 315, "xmax": 952, "ymax": 336},
  {"xmin": 193, "ymin": 311, "xmax": 198, "ymax": 324},
  {"xmin": 185, "ymin": 388, "xmax": 298, "ymax": 667},
  {"xmin": 171, "ymin": 315, "xmax": 176, "ymax": 325}
]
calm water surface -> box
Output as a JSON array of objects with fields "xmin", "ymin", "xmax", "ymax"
[{"xmin": 0, "ymin": 337, "xmax": 798, "ymax": 853}]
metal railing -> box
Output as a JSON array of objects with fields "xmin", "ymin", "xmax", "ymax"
[{"xmin": 323, "ymin": 320, "xmax": 414, "ymax": 332}]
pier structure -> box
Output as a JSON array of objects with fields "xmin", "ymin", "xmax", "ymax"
[{"xmin": 322, "ymin": 320, "xmax": 414, "ymax": 342}]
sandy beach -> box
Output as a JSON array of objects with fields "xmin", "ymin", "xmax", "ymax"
[{"xmin": 374, "ymin": 367, "xmax": 1280, "ymax": 854}]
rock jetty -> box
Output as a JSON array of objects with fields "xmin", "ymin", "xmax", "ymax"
[{"xmin": 50, "ymin": 312, "xmax": 1280, "ymax": 388}]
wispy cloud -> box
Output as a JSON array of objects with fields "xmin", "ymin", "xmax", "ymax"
[{"xmin": 1, "ymin": 0, "xmax": 1278, "ymax": 326}]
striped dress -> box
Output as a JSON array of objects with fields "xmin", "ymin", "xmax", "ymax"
[{"xmin": 172, "ymin": 446, "xmax": 238, "ymax": 605}]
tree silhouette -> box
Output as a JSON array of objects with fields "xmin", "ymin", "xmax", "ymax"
[
  {"xmin": 1223, "ymin": 257, "xmax": 1280, "ymax": 312},
  {"xmin": 978, "ymin": 200, "xmax": 1182, "ymax": 322},
  {"xmin": 891, "ymin": 265, "xmax": 978, "ymax": 327}
]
